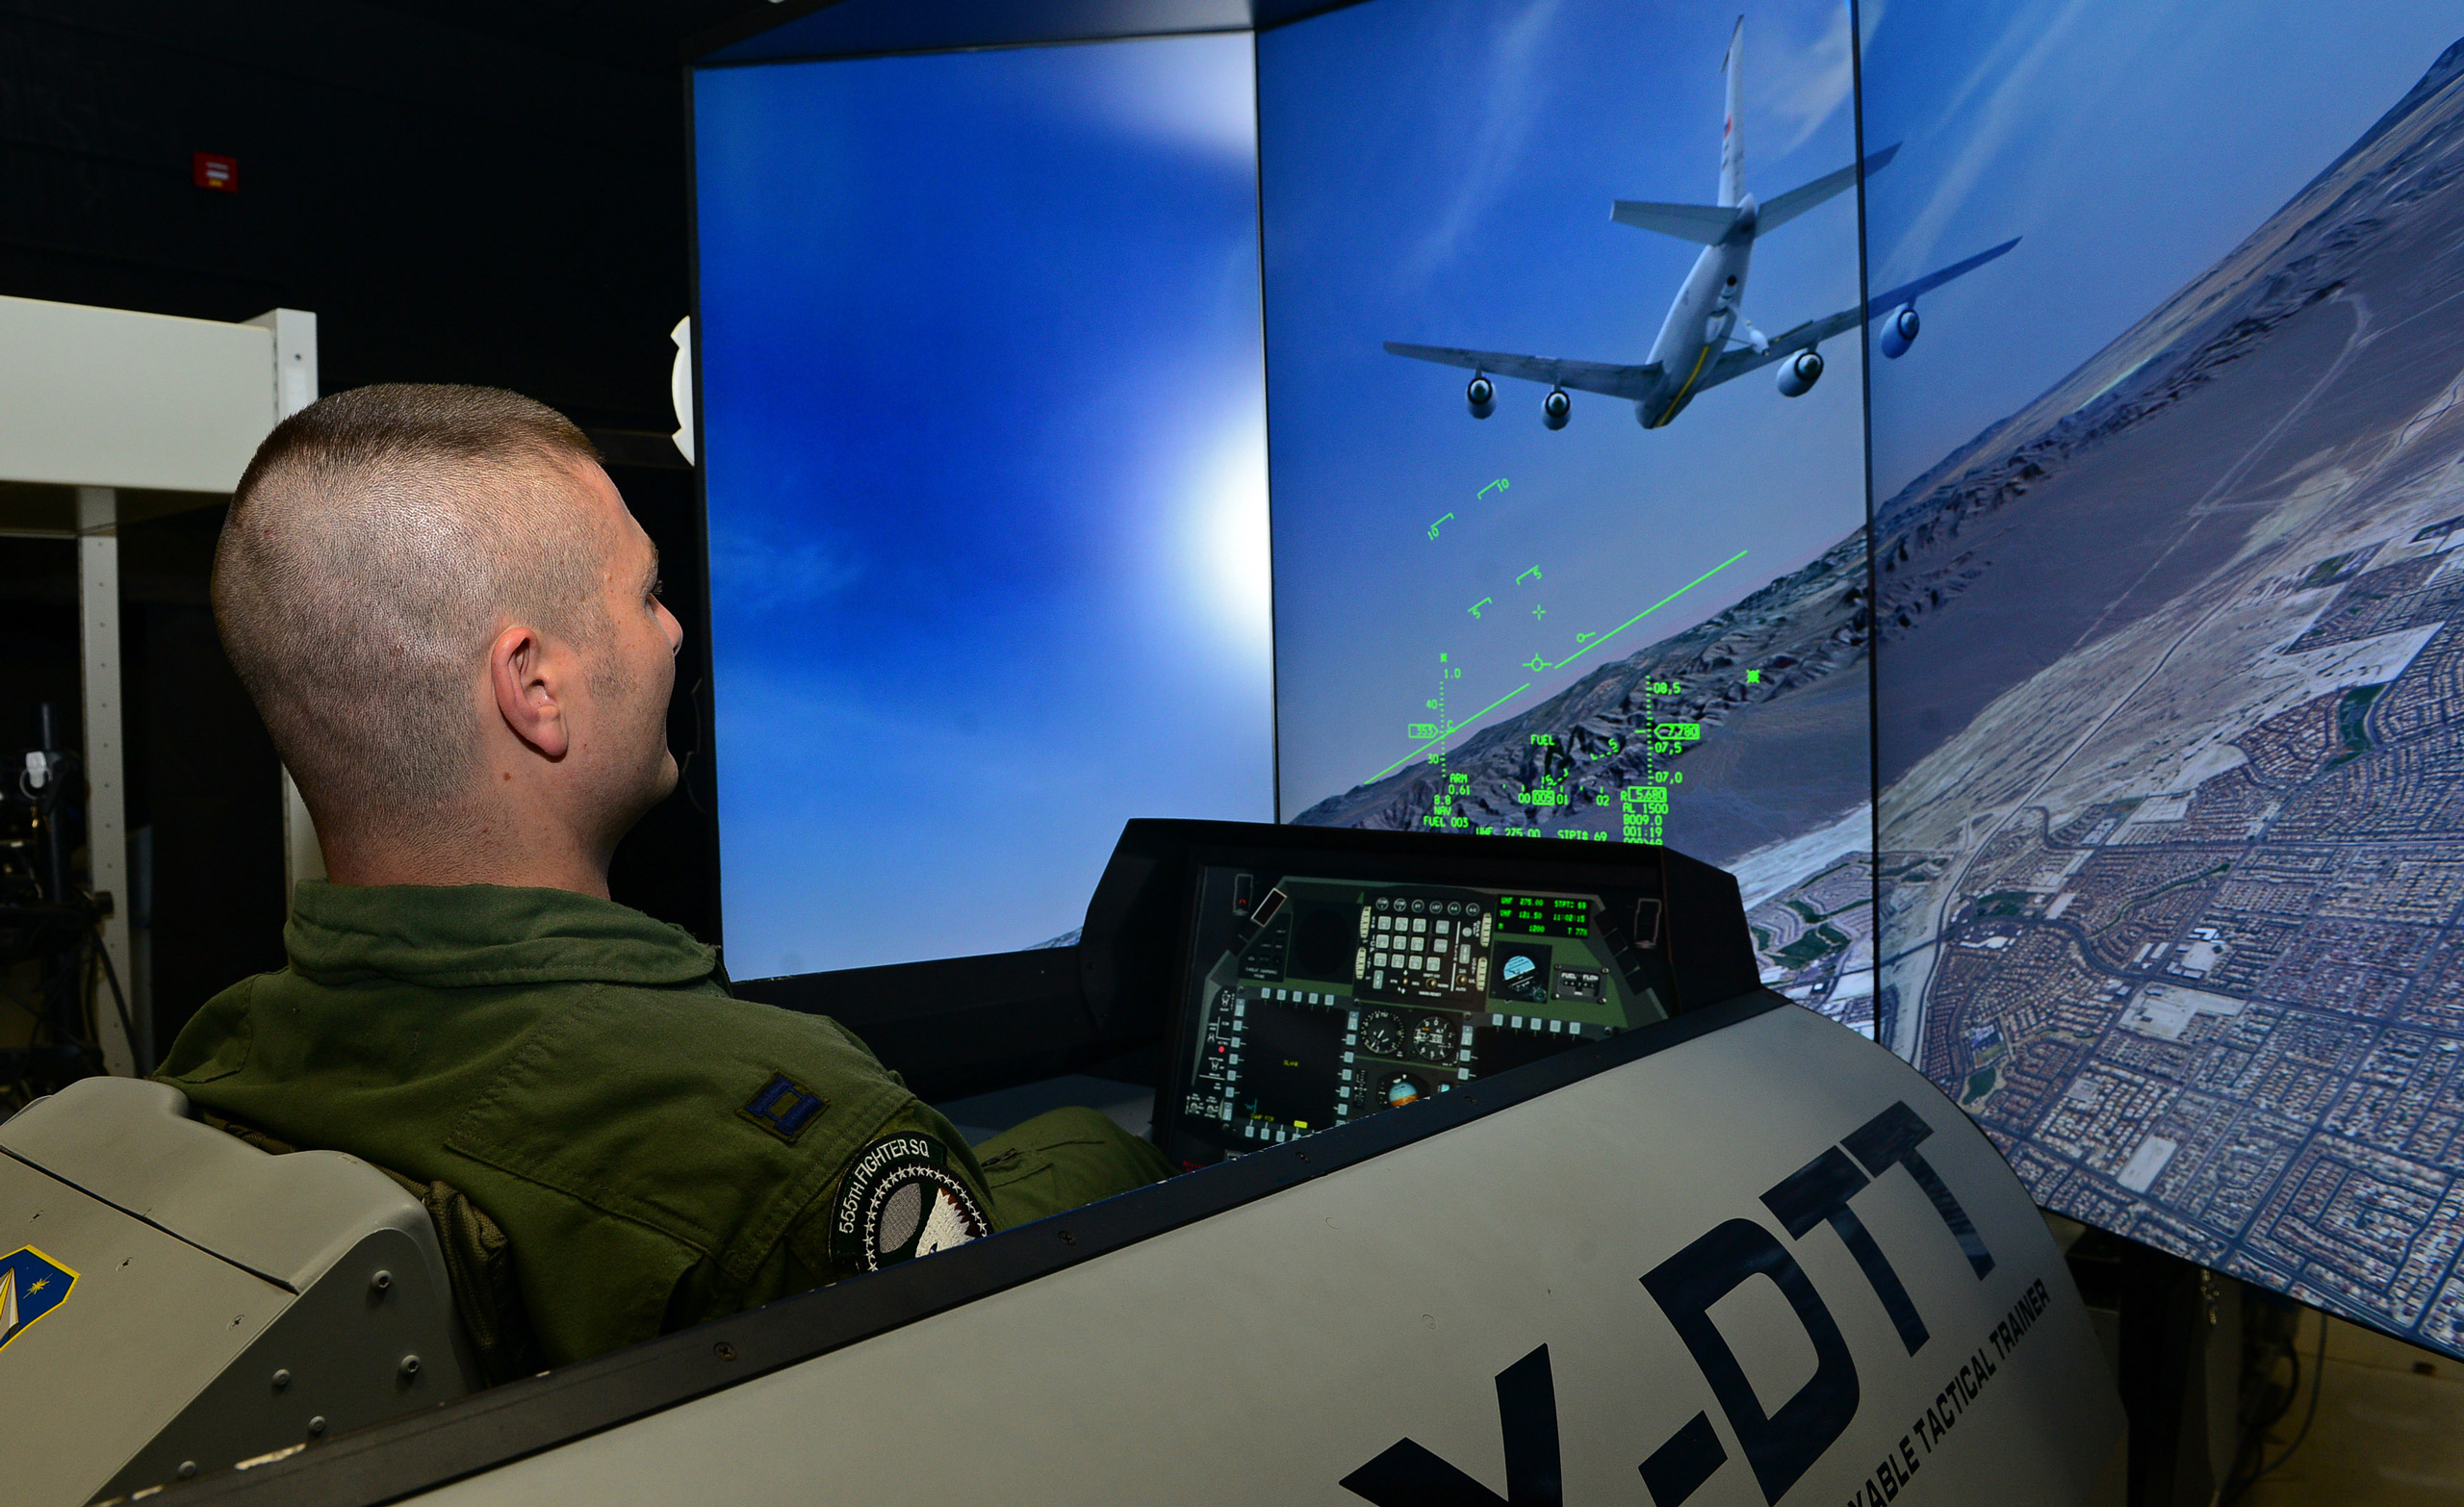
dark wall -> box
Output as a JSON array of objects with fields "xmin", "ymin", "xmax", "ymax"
[
  {"xmin": 0, "ymin": 542, "xmax": 80, "ymax": 752},
  {"xmin": 603, "ymin": 461, "xmax": 720, "ymax": 948},
  {"xmin": 1, "ymin": 0, "xmax": 725, "ymax": 425},
  {"xmin": 116, "ymin": 508, "xmax": 286, "ymax": 1049},
  {"xmin": 1, "ymin": 0, "xmax": 753, "ymax": 1040}
]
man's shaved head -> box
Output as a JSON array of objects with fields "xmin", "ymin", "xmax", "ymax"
[{"xmin": 217, "ymin": 384, "xmax": 618, "ymax": 832}]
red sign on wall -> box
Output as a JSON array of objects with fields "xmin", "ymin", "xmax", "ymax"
[{"xmin": 192, "ymin": 152, "xmax": 238, "ymax": 192}]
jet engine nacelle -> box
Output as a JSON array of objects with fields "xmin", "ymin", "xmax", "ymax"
[
  {"xmin": 1542, "ymin": 388, "xmax": 1572, "ymax": 430},
  {"xmin": 1879, "ymin": 305, "xmax": 1920, "ymax": 360},
  {"xmin": 1776, "ymin": 348, "xmax": 1824, "ymax": 397},
  {"xmin": 1467, "ymin": 374, "xmax": 1496, "ymax": 420}
]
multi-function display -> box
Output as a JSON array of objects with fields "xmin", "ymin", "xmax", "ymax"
[{"xmin": 1161, "ymin": 867, "xmax": 1672, "ymax": 1166}]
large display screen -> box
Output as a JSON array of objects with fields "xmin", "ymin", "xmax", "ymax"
[
  {"xmin": 696, "ymin": 0, "xmax": 2464, "ymax": 1363},
  {"xmin": 1866, "ymin": 3, "xmax": 2464, "ymax": 1351},
  {"xmin": 1256, "ymin": 0, "xmax": 1894, "ymax": 1031},
  {"xmin": 693, "ymin": 37, "xmax": 1274, "ymax": 977}
]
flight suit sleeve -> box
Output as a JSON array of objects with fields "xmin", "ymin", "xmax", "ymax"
[
  {"xmin": 676, "ymin": 1009, "xmax": 1173, "ymax": 1324},
  {"xmin": 968, "ymin": 1107, "xmax": 1175, "ymax": 1229},
  {"xmin": 756, "ymin": 1103, "xmax": 1171, "ymax": 1302},
  {"xmin": 660, "ymin": 1096, "xmax": 993, "ymax": 1332},
  {"xmin": 774, "ymin": 1098, "xmax": 1005, "ymax": 1285}
]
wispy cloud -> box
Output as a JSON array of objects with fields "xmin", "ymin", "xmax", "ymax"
[
  {"xmin": 708, "ymin": 525, "xmax": 863, "ymax": 616},
  {"xmin": 1878, "ymin": 0, "xmax": 2103, "ymax": 280},
  {"xmin": 1753, "ymin": 0, "xmax": 1878, "ymax": 160},
  {"xmin": 1397, "ymin": 0, "xmax": 1569, "ymax": 288}
]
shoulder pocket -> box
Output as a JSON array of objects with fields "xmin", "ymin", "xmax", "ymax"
[{"xmin": 445, "ymin": 984, "xmax": 914, "ymax": 1285}]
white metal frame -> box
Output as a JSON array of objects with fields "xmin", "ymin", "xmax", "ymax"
[{"xmin": 0, "ymin": 294, "xmax": 319, "ymax": 1075}]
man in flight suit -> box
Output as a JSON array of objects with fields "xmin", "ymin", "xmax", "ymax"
[{"xmin": 155, "ymin": 384, "xmax": 1170, "ymax": 1373}]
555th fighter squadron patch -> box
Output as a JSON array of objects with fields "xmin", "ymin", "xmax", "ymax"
[
  {"xmin": 832, "ymin": 1134, "xmax": 989, "ymax": 1271},
  {"xmin": 0, "ymin": 1246, "xmax": 78, "ymax": 1353}
]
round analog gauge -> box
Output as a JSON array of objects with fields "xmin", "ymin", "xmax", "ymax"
[
  {"xmin": 1357, "ymin": 1009, "xmax": 1404, "ymax": 1058},
  {"xmin": 1407, "ymin": 1013, "xmax": 1457, "ymax": 1064}
]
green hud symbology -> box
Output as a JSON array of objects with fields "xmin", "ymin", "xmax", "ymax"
[{"xmin": 1364, "ymin": 470, "xmax": 1746, "ymax": 849}]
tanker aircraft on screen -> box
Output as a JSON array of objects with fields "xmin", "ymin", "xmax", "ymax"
[{"xmin": 1387, "ymin": 17, "xmax": 2017, "ymax": 431}]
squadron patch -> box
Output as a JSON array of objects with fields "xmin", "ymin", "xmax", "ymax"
[
  {"xmin": 832, "ymin": 1134, "xmax": 989, "ymax": 1271},
  {"xmin": 0, "ymin": 1246, "xmax": 78, "ymax": 1353}
]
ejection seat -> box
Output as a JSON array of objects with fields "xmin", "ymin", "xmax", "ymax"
[{"xmin": 0, "ymin": 1077, "xmax": 480, "ymax": 1505}]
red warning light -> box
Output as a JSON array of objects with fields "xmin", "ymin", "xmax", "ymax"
[{"xmin": 192, "ymin": 153, "xmax": 238, "ymax": 192}]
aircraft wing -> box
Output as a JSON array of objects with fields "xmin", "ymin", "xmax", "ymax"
[
  {"xmin": 1609, "ymin": 200, "xmax": 1744, "ymax": 244},
  {"xmin": 1753, "ymin": 142, "xmax": 1899, "ymax": 236},
  {"xmin": 1863, "ymin": 238, "xmax": 2023, "ymax": 324},
  {"xmin": 1382, "ymin": 342, "xmax": 1659, "ymax": 400},
  {"xmin": 1697, "ymin": 308, "xmax": 1865, "ymax": 390},
  {"xmin": 1694, "ymin": 237, "xmax": 2021, "ymax": 394}
]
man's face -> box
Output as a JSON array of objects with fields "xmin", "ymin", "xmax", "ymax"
[{"xmin": 566, "ymin": 459, "xmax": 684, "ymax": 833}]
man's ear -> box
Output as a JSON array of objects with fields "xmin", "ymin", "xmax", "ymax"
[{"xmin": 491, "ymin": 623, "xmax": 572, "ymax": 760}]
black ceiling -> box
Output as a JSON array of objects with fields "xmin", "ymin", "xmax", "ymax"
[
  {"xmin": 0, "ymin": 0, "xmax": 783, "ymax": 432},
  {"xmin": 345, "ymin": 0, "xmax": 770, "ymax": 75}
]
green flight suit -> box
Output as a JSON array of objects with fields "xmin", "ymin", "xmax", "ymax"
[{"xmin": 153, "ymin": 881, "xmax": 1171, "ymax": 1368}]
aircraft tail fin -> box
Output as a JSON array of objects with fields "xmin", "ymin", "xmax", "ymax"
[
  {"xmin": 1754, "ymin": 143, "xmax": 1900, "ymax": 238},
  {"xmin": 1719, "ymin": 15, "xmax": 1744, "ymax": 207},
  {"xmin": 1610, "ymin": 199, "xmax": 1746, "ymax": 244}
]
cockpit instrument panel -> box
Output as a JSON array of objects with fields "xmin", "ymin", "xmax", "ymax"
[{"xmin": 1160, "ymin": 866, "xmax": 1676, "ymax": 1167}]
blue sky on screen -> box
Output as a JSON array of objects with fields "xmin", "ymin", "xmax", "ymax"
[
  {"xmin": 1859, "ymin": 0, "xmax": 2464, "ymax": 499},
  {"xmin": 1261, "ymin": 0, "xmax": 1872, "ymax": 816},
  {"xmin": 695, "ymin": 35, "xmax": 1271, "ymax": 978}
]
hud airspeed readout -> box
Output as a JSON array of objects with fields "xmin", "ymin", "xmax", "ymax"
[{"xmin": 1164, "ymin": 869, "xmax": 1674, "ymax": 1166}]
